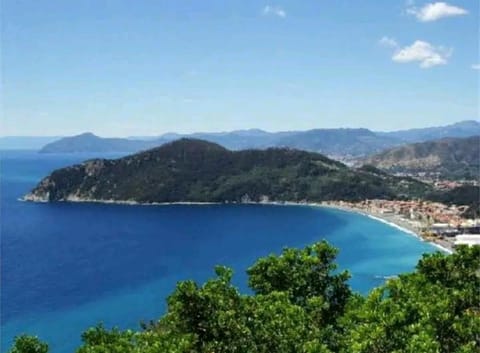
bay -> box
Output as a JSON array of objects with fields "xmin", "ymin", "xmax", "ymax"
[{"xmin": 0, "ymin": 151, "xmax": 437, "ymax": 353}]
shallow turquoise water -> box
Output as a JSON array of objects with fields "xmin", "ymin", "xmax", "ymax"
[{"xmin": 1, "ymin": 151, "xmax": 438, "ymax": 352}]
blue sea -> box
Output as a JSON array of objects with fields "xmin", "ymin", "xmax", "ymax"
[{"xmin": 1, "ymin": 150, "xmax": 438, "ymax": 353}]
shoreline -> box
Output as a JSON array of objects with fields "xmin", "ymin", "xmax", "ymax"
[
  {"xmin": 20, "ymin": 196, "xmax": 222, "ymax": 206},
  {"xmin": 21, "ymin": 196, "xmax": 454, "ymax": 253},
  {"xmin": 318, "ymin": 202, "xmax": 453, "ymax": 254}
]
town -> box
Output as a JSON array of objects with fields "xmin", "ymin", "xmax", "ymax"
[{"xmin": 323, "ymin": 199, "xmax": 480, "ymax": 252}]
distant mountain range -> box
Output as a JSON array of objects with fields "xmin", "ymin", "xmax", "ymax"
[
  {"xmin": 37, "ymin": 133, "xmax": 163, "ymax": 153},
  {"xmin": 377, "ymin": 120, "xmax": 480, "ymax": 143},
  {"xmin": 4, "ymin": 120, "xmax": 479, "ymax": 158},
  {"xmin": 39, "ymin": 128, "xmax": 397, "ymax": 157},
  {"xmin": 25, "ymin": 139, "xmax": 431, "ymax": 204},
  {"xmin": 360, "ymin": 136, "xmax": 480, "ymax": 180}
]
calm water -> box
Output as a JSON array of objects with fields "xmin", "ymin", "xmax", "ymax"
[{"xmin": 1, "ymin": 150, "xmax": 438, "ymax": 352}]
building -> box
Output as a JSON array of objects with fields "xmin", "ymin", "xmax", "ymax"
[
  {"xmin": 430, "ymin": 223, "xmax": 458, "ymax": 237},
  {"xmin": 454, "ymin": 234, "xmax": 480, "ymax": 247}
]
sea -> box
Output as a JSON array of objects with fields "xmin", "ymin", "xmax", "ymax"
[{"xmin": 0, "ymin": 150, "xmax": 439, "ymax": 353}]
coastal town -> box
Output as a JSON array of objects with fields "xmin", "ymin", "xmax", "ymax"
[{"xmin": 322, "ymin": 199, "xmax": 480, "ymax": 252}]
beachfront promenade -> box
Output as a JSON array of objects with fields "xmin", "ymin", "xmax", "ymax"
[{"xmin": 322, "ymin": 199, "xmax": 480, "ymax": 252}]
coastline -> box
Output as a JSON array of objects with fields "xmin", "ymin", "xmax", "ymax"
[
  {"xmin": 22, "ymin": 196, "xmax": 454, "ymax": 253},
  {"xmin": 318, "ymin": 202, "xmax": 453, "ymax": 254},
  {"xmin": 20, "ymin": 196, "xmax": 222, "ymax": 206}
]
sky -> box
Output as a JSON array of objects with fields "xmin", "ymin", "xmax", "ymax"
[{"xmin": 1, "ymin": 0, "xmax": 479, "ymax": 137}]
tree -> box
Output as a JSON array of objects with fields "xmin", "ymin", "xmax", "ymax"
[
  {"xmin": 9, "ymin": 243, "xmax": 480, "ymax": 353},
  {"xmin": 8, "ymin": 335, "xmax": 48, "ymax": 353},
  {"xmin": 247, "ymin": 240, "xmax": 351, "ymax": 324},
  {"xmin": 341, "ymin": 246, "xmax": 480, "ymax": 353},
  {"xmin": 155, "ymin": 265, "xmax": 255, "ymax": 353}
]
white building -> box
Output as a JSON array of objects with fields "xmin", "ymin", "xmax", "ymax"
[{"xmin": 454, "ymin": 234, "xmax": 480, "ymax": 247}]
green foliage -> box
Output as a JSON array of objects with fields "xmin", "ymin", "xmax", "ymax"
[
  {"xmin": 8, "ymin": 335, "xmax": 48, "ymax": 353},
  {"xmin": 362, "ymin": 135, "xmax": 480, "ymax": 181},
  {"xmin": 247, "ymin": 240, "xmax": 351, "ymax": 323},
  {"xmin": 9, "ymin": 243, "xmax": 480, "ymax": 353},
  {"xmin": 76, "ymin": 325, "xmax": 136, "ymax": 353},
  {"xmin": 341, "ymin": 245, "xmax": 480, "ymax": 353},
  {"xmin": 156, "ymin": 264, "xmax": 326, "ymax": 353},
  {"xmin": 28, "ymin": 139, "xmax": 433, "ymax": 203},
  {"xmin": 159, "ymin": 266, "xmax": 254, "ymax": 353}
]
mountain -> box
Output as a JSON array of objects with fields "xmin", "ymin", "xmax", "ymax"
[
  {"xmin": 38, "ymin": 129, "xmax": 394, "ymax": 157},
  {"xmin": 377, "ymin": 120, "xmax": 480, "ymax": 143},
  {"xmin": 183, "ymin": 129, "xmax": 293, "ymax": 150},
  {"xmin": 360, "ymin": 136, "xmax": 480, "ymax": 180},
  {"xmin": 39, "ymin": 130, "xmax": 295, "ymax": 154},
  {"xmin": 0, "ymin": 136, "xmax": 62, "ymax": 150},
  {"xmin": 37, "ymin": 120, "xmax": 480, "ymax": 157},
  {"xmin": 25, "ymin": 139, "xmax": 431, "ymax": 204},
  {"xmin": 39, "ymin": 132, "xmax": 163, "ymax": 153},
  {"xmin": 272, "ymin": 128, "xmax": 398, "ymax": 157}
]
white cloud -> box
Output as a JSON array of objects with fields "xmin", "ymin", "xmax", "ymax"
[
  {"xmin": 262, "ymin": 5, "xmax": 286, "ymax": 18},
  {"xmin": 392, "ymin": 40, "xmax": 452, "ymax": 68},
  {"xmin": 407, "ymin": 2, "xmax": 468, "ymax": 22},
  {"xmin": 472, "ymin": 64, "xmax": 480, "ymax": 70},
  {"xmin": 379, "ymin": 36, "xmax": 399, "ymax": 49}
]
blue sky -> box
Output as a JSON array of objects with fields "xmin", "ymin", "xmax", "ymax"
[{"xmin": 2, "ymin": 0, "xmax": 478, "ymax": 136}]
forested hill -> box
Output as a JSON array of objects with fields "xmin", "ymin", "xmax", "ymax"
[
  {"xmin": 360, "ymin": 136, "xmax": 480, "ymax": 180},
  {"xmin": 25, "ymin": 139, "xmax": 430, "ymax": 203}
]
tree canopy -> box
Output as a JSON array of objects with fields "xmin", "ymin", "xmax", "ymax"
[{"xmin": 9, "ymin": 243, "xmax": 480, "ymax": 353}]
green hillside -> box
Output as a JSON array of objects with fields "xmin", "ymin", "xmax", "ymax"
[
  {"xmin": 25, "ymin": 139, "xmax": 431, "ymax": 203},
  {"xmin": 361, "ymin": 136, "xmax": 480, "ymax": 180}
]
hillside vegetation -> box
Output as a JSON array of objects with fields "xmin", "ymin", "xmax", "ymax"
[
  {"xmin": 427, "ymin": 185, "xmax": 480, "ymax": 218},
  {"xmin": 9, "ymin": 242, "xmax": 480, "ymax": 353},
  {"xmin": 26, "ymin": 139, "xmax": 431, "ymax": 203},
  {"xmin": 361, "ymin": 136, "xmax": 480, "ymax": 180}
]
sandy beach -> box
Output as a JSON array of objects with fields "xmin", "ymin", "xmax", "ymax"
[{"xmin": 318, "ymin": 202, "xmax": 454, "ymax": 254}]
